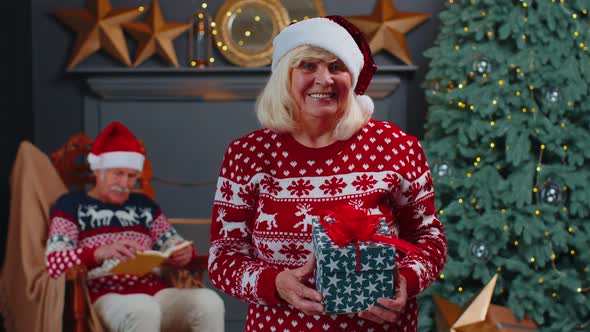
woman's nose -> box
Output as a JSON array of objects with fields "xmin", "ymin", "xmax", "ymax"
[{"xmin": 314, "ymin": 65, "xmax": 334, "ymax": 86}]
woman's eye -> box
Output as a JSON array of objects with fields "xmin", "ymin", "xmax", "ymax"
[
  {"xmin": 301, "ymin": 62, "xmax": 315, "ymax": 71},
  {"xmin": 329, "ymin": 63, "xmax": 344, "ymax": 71}
]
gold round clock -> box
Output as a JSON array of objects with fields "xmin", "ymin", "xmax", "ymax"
[{"xmin": 214, "ymin": 0, "xmax": 290, "ymax": 67}]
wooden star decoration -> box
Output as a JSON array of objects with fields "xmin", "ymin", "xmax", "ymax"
[
  {"xmin": 346, "ymin": 0, "xmax": 431, "ymax": 65},
  {"xmin": 52, "ymin": 0, "xmax": 146, "ymax": 68},
  {"xmin": 123, "ymin": 0, "xmax": 191, "ymax": 67},
  {"xmin": 433, "ymin": 274, "xmax": 539, "ymax": 332}
]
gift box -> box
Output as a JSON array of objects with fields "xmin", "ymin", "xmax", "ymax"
[{"xmin": 312, "ymin": 217, "xmax": 396, "ymax": 314}]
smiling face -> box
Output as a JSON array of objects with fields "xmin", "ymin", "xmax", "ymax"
[{"xmin": 290, "ymin": 57, "xmax": 353, "ymax": 125}]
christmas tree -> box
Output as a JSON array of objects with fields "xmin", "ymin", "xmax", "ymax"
[{"xmin": 418, "ymin": 0, "xmax": 590, "ymax": 331}]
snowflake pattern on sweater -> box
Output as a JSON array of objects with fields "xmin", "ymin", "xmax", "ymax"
[
  {"xmin": 209, "ymin": 119, "xmax": 447, "ymax": 332},
  {"xmin": 45, "ymin": 192, "xmax": 187, "ymax": 302}
]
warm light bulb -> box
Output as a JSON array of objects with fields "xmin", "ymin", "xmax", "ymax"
[
  {"xmin": 538, "ymin": 278, "xmax": 544, "ymax": 283},
  {"xmin": 458, "ymin": 198, "xmax": 464, "ymax": 203},
  {"xmin": 439, "ymin": 210, "xmax": 445, "ymax": 215},
  {"xmin": 201, "ymin": 3, "xmax": 208, "ymax": 8},
  {"xmin": 440, "ymin": 274, "xmax": 445, "ymax": 279}
]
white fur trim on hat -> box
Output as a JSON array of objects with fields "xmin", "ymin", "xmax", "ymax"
[
  {"xmin": 88, "ymin": 151, "xmax": 145, "ymax": 171},
  {"xmin": 355, "ymin": 94, "xmax": 374, "ymax": 116},
  {"xmin": 272, "ymin": 17, "xmax": 364, "ymax": 89}
]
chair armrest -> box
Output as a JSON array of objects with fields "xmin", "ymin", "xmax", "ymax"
[
  {"xmin": 162, "ymin": 255, "xmax": 209, "ymax": 289},
  {"xmin": 66, "ymin": 265, "xmax": 88, "ymax": 281}
]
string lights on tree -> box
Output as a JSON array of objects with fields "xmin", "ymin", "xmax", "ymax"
[{"xmin": 420, "ymin": 1, "xmax": 589, "ymax": 331}]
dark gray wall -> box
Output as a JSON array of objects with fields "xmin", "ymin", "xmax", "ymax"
[
  {"xmin": 1, "ymin": 0, "xmax": 33, "ymax": 268},
  {"xmin": 1, "ymin": 0, "xmax": 445, "ymax": 330}
]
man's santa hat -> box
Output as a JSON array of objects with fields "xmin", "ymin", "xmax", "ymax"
[
  {"xmin": 87, "ymin": 122, "xmax": 145, "ymax": 171},
  {"xmin": 272, "ymin": 15, "xmax": 377, "ymax": 114}
]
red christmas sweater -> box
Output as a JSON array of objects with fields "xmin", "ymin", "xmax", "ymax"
[
  {"xmin": 209, "ymin": 119, "xmax": 447, "ymax": 332},
  {"xmin": 45, "ymin": 192, "xmax": 195, "ymax": 303}
]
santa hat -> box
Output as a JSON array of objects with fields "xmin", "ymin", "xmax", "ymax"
[
  {"xmin": 87, "ymin": 122, "xmax": 145, "ymax": 171},
  {"xmin": 272, "ymin": 15, "xmax": 377, "ymax": 114}
]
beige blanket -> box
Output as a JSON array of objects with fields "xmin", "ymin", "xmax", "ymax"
[
  {"xmin": 0, "ymin": 141, "xmax": 67, "ymax": 331},
  {"xmin": 0, "ymin": 141, "xmax": 103, "ymax": 332}
]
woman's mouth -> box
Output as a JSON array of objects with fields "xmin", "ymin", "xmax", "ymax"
[{"xmin": 308, "ymin": 93, "xmax": 335, "ymax": 99}]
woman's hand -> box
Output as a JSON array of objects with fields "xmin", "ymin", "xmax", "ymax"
[
  {"xmin": 275, "ymin": 255, "xmax": 324, "ymax": 316},
  {"xmin": 165, "ymin": 245, "xmax": 193, "ymax": 267},
  {"xmin": 94, "ymin": 239, "xmax": 143, "ymax": 264},
  {"xmin": 358, "ymin": 270, "xmax": 408, "ymax": 324}
]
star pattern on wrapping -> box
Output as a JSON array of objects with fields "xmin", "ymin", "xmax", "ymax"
[
  {"xmin": 346, "ymin": 0, "xmax": 431, "ymax": 64},
  {"xmin": 52, "ymin": 0, "xmax": 146, "ymax": 68},
  {"xmin": 123, "ymin": 0, "xmax": 190, "ymax": 67}
]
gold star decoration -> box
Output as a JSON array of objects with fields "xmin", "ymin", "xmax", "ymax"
[
  {"xmin": 433, "ymin": 274, "xmax": 539, "ymax": 332},
  {"xmin": 52, "ymin": 0, "xmax": 146, "ymax": 68},
  {"xmin": 123, "ymin": 0, "xmax": 191, "ymax": 67},
  {"xmin": 346, "ymin": 0, "xmax": 431, "ymax": 65}
]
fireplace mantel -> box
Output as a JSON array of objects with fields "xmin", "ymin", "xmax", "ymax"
[{"xmin": 68, "ymin": 65, "xmax": 416, "ymax": 101}]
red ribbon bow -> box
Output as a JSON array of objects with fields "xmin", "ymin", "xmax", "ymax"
[{"xmin": 319, "ymin": 205, "xmax": 419, "ymax": 272}]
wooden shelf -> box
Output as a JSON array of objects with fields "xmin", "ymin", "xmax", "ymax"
[{"xmin": 68, "ymin": 65, "xmax": 415, "ymax": 101}]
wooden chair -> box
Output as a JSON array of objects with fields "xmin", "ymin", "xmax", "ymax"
[{"xmin": 51, "ymin": 133, "xmax": 209, "ymax": 332}]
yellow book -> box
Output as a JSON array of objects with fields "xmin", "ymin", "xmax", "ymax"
[{"xmin": 109, "ymin": 241, "xmax": 193, "ymax": 276}]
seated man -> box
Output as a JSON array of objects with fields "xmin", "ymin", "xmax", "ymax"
[{"xmin": 44, "ymin": 122, "xmax": 224, "ymax": 332}]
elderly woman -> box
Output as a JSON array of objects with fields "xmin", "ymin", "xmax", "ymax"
[{"xmin": 208, "ymin": 16, "xmax": 446, "ymax": 332}]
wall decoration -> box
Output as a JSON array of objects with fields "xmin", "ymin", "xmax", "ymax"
[
  {"xmin": 214, "ymin": 0, "xmax": 290, "ymax": 67},
  {"xmin": 280, "ymin": 0, "xmax": 326, "ymax": 22},
  {"xmin": 123, "ymin": 0, "xmax": 191, "ymax": 67},
  {"xmin": 188, "ymin": 8, "xmax": 214, "ymax": 67},
  {"xmin": 52, "ymin": 0, "xmax": 146, "ymax": 68},
  {"xmin": 346, "ymin": 0, "xmax": 430, "ymax": 65}
]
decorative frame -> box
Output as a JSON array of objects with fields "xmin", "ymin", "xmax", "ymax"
[{"xmin": 214, "ymin": 0, "xmax": 290, "ymax": 67}]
